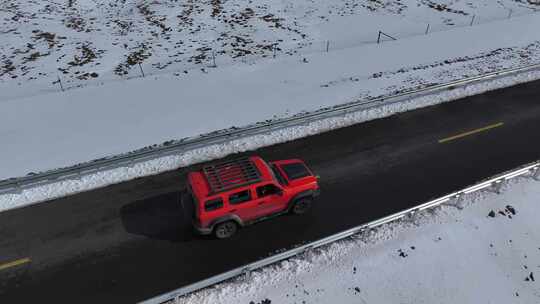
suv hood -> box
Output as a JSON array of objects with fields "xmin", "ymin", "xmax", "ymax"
[{"xmin": 271, "ymin": 159, "xmax": 317, "ymax": 186}]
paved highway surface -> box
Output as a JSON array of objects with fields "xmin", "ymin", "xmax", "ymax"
[{"xmin": 1, "ymin": 80, "xmax": 540, "ymax": 303}]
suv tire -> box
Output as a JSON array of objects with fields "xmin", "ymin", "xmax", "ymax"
[
  {"xmin": 214, "ymin": 221, "xmax": 238, "ymax": 239},
  {"xmin": 291, "ymin": 197, "xmax": 312, "ymax": 215}
]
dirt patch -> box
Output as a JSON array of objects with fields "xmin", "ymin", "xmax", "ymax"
[
  {"xmin": 23, "ymin": 51, "xmax": 49, "ymax": 64},
  {"xmin": 0, "ymin": 60, "xmax": 16, "ymax": 77},
  {"xmin": 64, "ymin": 16, "xmax": 87, "ymax": 32},
  {"xmin": 67, "ymin": 44, "xmax": 98, "ymax": 67},
  {"xmin": 420, "ymin": 0, "xmax": 469, "ymax": 15},
  {"xmin": 32, "ymin": 31, "xmax": 58, "ymax": 49},
  {"xmin": 138, "ymin": 3, "xmax": 170, "ymax": 35},
  {"xmin": 361, "ymin": 0, "xmax": 408, "ymax": 14},
  {"xmin": 211, "ymin": 0, "xmax": 223, "ymax": 18},
  {"xmin": 260, "ymin": 13, "xmax": 283, "ymax": 28},
  {"xmin": 113, "ymin": 19, "xmax": 133, "ymax": 36},
  {"xmin": 115, "ymin": 44, "xmax": 152, "ymax": 75}
]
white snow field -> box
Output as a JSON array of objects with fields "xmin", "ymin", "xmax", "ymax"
[
  {"xmin": 179, "ymin": 177, "xmax": 540, "ymax": 304},
  {"xmin": 1, "ymin": 1, "xmax": 540, "ymax": 211}
]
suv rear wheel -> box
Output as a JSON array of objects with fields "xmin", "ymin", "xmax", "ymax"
[
  {"xmin": 291, "ymin": 197, "xmax": 312, "ymax": 215},
  {"xmin": 214, "ymin": 221, "xmax": 238, "ymax": 239}
]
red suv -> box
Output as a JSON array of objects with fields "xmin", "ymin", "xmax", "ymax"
[{"xmin": 185, "ymin": 156, "xmax": 320, "ymax": 238}]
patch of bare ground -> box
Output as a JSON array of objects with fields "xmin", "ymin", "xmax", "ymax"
[
  {"xmin": 420, "ymin": 0, "xmax": 468, "ymax": 15},
  {"xmin": 138, "ymin": 3, "xmax": 171, "ymax": 36},
  {"xmin": 114, "ymin": 44, "xmax": 152, "ymax": 75},
  {"xmin": 361, "ymin": 0, "xmax": 407, "ymax": 14}
]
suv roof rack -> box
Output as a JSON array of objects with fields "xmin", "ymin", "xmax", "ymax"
[{"xmin": 202, "ymin": 157, "xmax": 262, "ymax": 194}]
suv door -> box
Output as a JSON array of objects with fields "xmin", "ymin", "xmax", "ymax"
[
  {"xmin": 227, "ymin": 188, "xmax": 259, "ymax": 222},
  {"xmin": 254, "ymin": 183, "xmax": 286, "ymax": 217}
]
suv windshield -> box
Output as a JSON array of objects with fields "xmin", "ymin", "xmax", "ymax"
[
  {"xmin": 280, "ymin": 162, "xmax": 310, "ymax": 180},
  {"xmin": 271, "ymin": 164, "xmax": 288, "ymax": 186}
]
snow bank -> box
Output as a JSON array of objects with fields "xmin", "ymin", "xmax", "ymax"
[{"xmin": 179, "ymin": 177, "xmax": 540, "ymax": 304}]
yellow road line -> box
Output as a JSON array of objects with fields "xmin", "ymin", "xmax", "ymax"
[
  {"xmin": 439, "ymin": 122, "xmax": 504, "ymax": 143},
  {"xmin": 0, "ymin": 258, "xmax": 31, "ymax": 271}
]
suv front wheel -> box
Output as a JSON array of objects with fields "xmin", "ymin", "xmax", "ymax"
[
  {"xmin": 291, "ymin": 197, "xmax": 313, "ymax": 215},
  {"xmin": 214, "ymin": 221, "xmax": 238, "ymax": 239}
]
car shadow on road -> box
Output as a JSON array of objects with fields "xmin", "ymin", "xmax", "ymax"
[{"xmin": 120, "ymin": 191, "xmax": 195, "ymax": 242}]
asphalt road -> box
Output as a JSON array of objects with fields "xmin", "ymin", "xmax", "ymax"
[{"xmin": 1, "ymin": 80, "xmax": 540, "ymax": 303}]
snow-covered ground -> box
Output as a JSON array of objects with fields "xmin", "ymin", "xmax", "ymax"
[
  {"xmin": 2, "ymin": 0, "xmax": 539, "ymax": 99},
  {"xmin": 180, "ymin": 177, "xmax": 540, "ymax": 304}
]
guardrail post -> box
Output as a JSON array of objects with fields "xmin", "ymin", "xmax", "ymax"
[
  {"xmin": 532, "ymin": 167, "xmax": 540, "ymax": 181},
  {"xmin": 241, "ymin": 267, "xmax": 251, "ymax": 281},
  {"xmin": 491, "ymin": 180, "xmax": 504, "ymax": 194},
  {"xmin": 448, "ymin": 193, "xmax": 464, "ymax": 210},
  {"xmin": 356, "ymin": 226, "xmax": 367, "ymax": 235},
  {"xmin": 406, "ymin": 208, "xmax": 421, "ymax": 226}
]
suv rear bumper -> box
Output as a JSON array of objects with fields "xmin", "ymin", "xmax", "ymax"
[{"xmin": 193, "ymin": 223, "xmax": 212, "ymax": 235}]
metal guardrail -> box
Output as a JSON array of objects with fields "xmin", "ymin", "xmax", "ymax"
[
  {"xmin": 141, "ymin": 160, "xmax": 540, "ymax": 304},
  {"xmin": 1, "ymin": 62, "xmax": 540, "ymax": 195}
]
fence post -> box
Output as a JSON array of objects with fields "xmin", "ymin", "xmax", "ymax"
[
  {"xmin": 470, "ymin": 14, "xmax": 476, "ymax": 26},
  {"xmin": 138, "ymin": 63, "xmax": 145, "ymax": 77},
  {"xmin": 212, "ymin": 50, "xmax": 217, "ymax": 67},
  {"xmin": 326, "ymin": 40, "xmax": 330, "ymax": 52},
  {"xmin": 507, "ymin": 9, "xmax": 513, "ymax": 19},
  {"xmin": 55, "ymin": 74, "xmax": 64, "ymax": 91},
  {"xmin": 273, "ymin": 44, "xmax": 277, "ymax": 58},
  {"xmin": 377, "ymin": 31, "xmax": 397, "ymax": 44},
  {"xmin": 425, "ymin": 24, "xmax": 430, "ymax": 35}
]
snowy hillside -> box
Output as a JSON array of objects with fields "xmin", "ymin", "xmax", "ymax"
[
  {"xmin": 180, "ymin": 178, "xmax": 540, "ymax": 304},
  {"xmin": 1, "ymin": 0, "xmax": 539, "ymax": 99}
]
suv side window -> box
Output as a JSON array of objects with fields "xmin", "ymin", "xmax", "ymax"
[
  {"xmin": 229, "ymin": 189, "xmax": 252, "ymax": 205},
  {"xmin": 204, "ymin": 198, "xmax": 223, "ymax": 212},
  {"xmin": 256, "ymin": 184, "xmax": 280, "ymax": 198}
]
